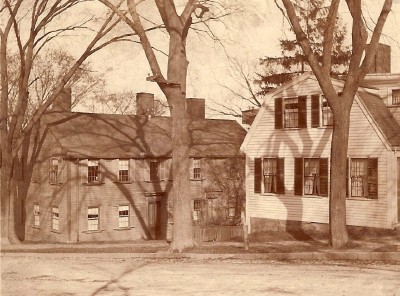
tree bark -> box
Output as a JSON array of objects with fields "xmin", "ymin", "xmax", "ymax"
[{"xmin": 329, "ymin": 107, "xmax": 350, "ymax": 248}]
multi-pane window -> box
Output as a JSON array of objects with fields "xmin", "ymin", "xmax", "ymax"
[
  {"xmin": 350, "ymin": 159, "xmax": 367, "ymax": 197},
  {"xmin": 88, "ymin": 207, "xmax": 99, "ymax": 231},
  {"xmin": 284, "ymin": 98, "xmax": 299, "ymax": 128},
  {"xmin": 392, "ymin": 89, "xmax": 400, "ymax": 105},
  {"xmin": 304, "ymin": 158, "xmax": 320, "ymax": 195},
  {"xmin": 118, "ymin": 205, "xmax": 129, "ymax": 228},
  {"xmin": 52, "ymin": 207, "xmax": 59, "ymax": 231},
  {"xmin": 119, "ymin": 159, "xmax": 129, "ymax": 182},
  {"xmin": 263, "ymin": 158, "xmax": 277, "ymax": 193},
  {"xmin": 193, "ymin": 159, "xmax": 201, "ymax": 179},
  {"xmin": 149, "ymin": 160, "xmax": 159, "ymax": 182},
  {"xmin": 88, "ymin": 160, "xmax": 100, "ymax": 183},
  {"xmin": 193, "ymin": 200, "xmax": 202, "ymax": 222},
  {"xmin": 49, "ymin": 158, "xmax": 60, "ymax": 184},
  {"xmin": 34, "ymin": 204, "xmax": 40, "ymax": 227},
  {"xmin": 321, "ymin": 96, "xmax": 333, "ymax": 126}
]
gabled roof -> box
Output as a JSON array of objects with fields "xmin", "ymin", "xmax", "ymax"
[
  {"xmin": 241, "ymin": 72, "xmax": 400, "ymax": 151},
  {"xmin": 357, "ymin": 91, "xmax": 400, "ymax": 147},
  {"xmin": 42, "ymin": 112, "xmax": 246, "ymax": 158}
]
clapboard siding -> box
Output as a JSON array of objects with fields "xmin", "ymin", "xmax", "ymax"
[{"xmin": 245, "ymin": 76, "xmax": 394, "ymax": 229}]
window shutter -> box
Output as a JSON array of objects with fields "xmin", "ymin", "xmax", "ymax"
[
  {"xmin": 276, "ymin": 158, "xmax": 285, "ymax": 194},
  {"xmin": 134, "ymin": 159, "xmax": 143, "ymax": 181},
  {"xmin": 189, "ymin": 158, "xmax": 194, "ymax": 179},
  {"xmin": 160, "ymin": 159, "xmax": 166, "ymax": 181},
  {"xmin": 81, "ymin": 159, "xmax": 88, "ymax": 183},
  {"xmin": 112, "ymin": 206, "xmax": 119, "ymax": 229},
  {"xmin": 311, "ymin": 95, "xmax": 320, "ymax": 128},
  {"xmin": 254, "ymin": 158, "xmax": 262, "ymax": 193},
  {"xmin": 99, "ymin": 159, "xmax": 105, "ymax": 183},
  {"xmin": 129, "ymin": 205, "xmax": 135, "ymax": 227},
  {"xmin": 298, "ymin": 96, "xmax": 307, "ymax": 128},
  {"xmin": 32, "ymin": 162, "xmax": 39, "ymax": 183},
  {"xmin": 319, "ymin": 158, "xmax": 329, "ymax": 196},
  {"xmin": 294, "ymin": 158, "xmax": 303, "ymax": 196},
  {"xmin": 48, "ymin": 158, "xmax": 52, "ymax": 183},
  {"xmin": 144, "ymin": 160, "xmax": 150, "ymax": 181},
  {"xmin": 168, "ymin": 158, "xmax": 173, "ymax": 180},
  {"xmin": 367, "ymin": 158, "xmax": 378, "ymax": 199},
  {"xmin": 346, "ymin": 158, "xmax": 349, "ymax": 197},
  {"xmin": 129, "ymin": 159, "xmax": 135, "ymax": 181},
  {"xmin": 275, "ymin": 98, "xmax": 283, "ymax": 129},
  {"xmin": 59, "ymin": 159, "xmax": 65, "ymax": 184}
]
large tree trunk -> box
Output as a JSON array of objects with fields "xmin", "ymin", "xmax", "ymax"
[
  {"xmin": 329, "ymin": 108, "xmax": 350, "ymax": 248},
  {"xmin": 165, "ymin": 31, "xmax": 194, "ymax": 251}
]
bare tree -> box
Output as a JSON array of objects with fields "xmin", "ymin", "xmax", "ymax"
[
  {"xmin": 0, "ymin": 0, "xmax": 141, "ymax": 244},
  {"xmin": 279, "ymin": 0, "xmax": 393, "ymax": 248},
  {"xmin": 98, "ymin": 0, "xmax": 236, "ymax": 251}
]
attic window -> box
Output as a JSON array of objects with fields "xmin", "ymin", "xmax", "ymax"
[
  {"xmin": 392, "ymin": 89, "xmax": 400, "ymax": 105},
  {"xmin": 275, "ymin": 96, "xmax": 307, "ymax": 129},
  {"xmin": 284, "ymin": 98, "xmax": 299, "ymax": 128},
  {"xmin": 49, "ymin": 158, "xmax": 61, "ymax": 184}
]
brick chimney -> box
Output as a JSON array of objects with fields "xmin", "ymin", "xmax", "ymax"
[
  {"xmin": 187, "ymin": 98, "xmax": 205, "ymax": 119},
  {"xmin": 242, "ymin": 108, "xmax": 259, "ymax": 125},
  {"xmin": 136, "ymin": 92, "xmax": 154, "ymax": 116},
  {"xmin": 368, "ymin": 43, "xmax": 391, "ymax": 74},
  {"xmin": 52, "ymin": 87, "xmax": 72, "ymax": 112}
]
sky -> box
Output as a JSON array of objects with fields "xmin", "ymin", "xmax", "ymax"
[{"xmin": 62, "ymin": 0, "xmax": 400, "ymax": 116}]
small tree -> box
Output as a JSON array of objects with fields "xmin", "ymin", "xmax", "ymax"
[
  {"xmin": 257, "ymin": 0, "xmax": 351, "ymax": 94},
  {"xmin": 279, "ymin": 0, "xmax": 393, "ymax": 248}
]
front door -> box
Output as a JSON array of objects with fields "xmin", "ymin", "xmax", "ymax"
[{"xmin": 148, "ymin": 201, "xmax": 161, "ymax": 239}]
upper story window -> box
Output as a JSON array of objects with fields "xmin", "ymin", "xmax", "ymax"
[
  {"xmin": 311, "ymin": 95, "xmax": 333, "ymax": 127},
  {"xmin": 118, "ymin": 159, "xmax": 129, "ymax": 182},
  {"xmin": 348, "ymin": 158, "xmax": 378, "ymax": 199},
  {"xmin": 294, "ymin": 158, "xmax": 329, "ymax": 197},
  {"xmin": 49, "ymin": 158, "xmax": 61, "ymax": 184},
  {"xmin": 392, "ymin": 89, "xmax": 400, "ymax": 105},
  {"xmin": 88, "ymin": 160, "xmax": 100, "ymax": 183},
  {"xmin": 191, "ymin": 159, "xmax": 201, "ymax": 180},
  {"xmin": 149, "ymin": 160, "xmax": 159, "ymax": 182},
  {"xmin": 254, "ymin": 157, "xmax": 285, "ymax": 194},
  {"xmin": 275, "ymin": 96, "xmax": 307, "ymax": 129}
]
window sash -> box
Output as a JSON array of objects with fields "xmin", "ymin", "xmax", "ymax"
[
  {"xmin": 304, "ymin": 158, "xmax": 320, "ymax": 195},
  {"xmin": 118, "ymin": 205, "xmax": 129, "ymax": 228},
  {"xmin": 34, "ymin": 204, "xmax": 40, "ymax": 227},
  {"xmin": 88, "ymin": 207, "xmax": 99, "ymax": 231},
  {"xmin": 88, "ymin": 160, "xmax": 100, "ymax": 183},
  {"xmin": 263, "ymin": 158, "xmax": 277, "ymax": 193},
  {"xmin": 193, "ymin": 200, "xmax": 202, "ymax": 222},
  {"xmin": 52, "ymin": 207, "xmax": 59, "ymax": 231},
  {"xmin": 49, "ymin": 158, "xmax": 60, "ymax": 183},
  {"xmin": 321, "ymin": 97, "xmax": 333, "ymax": 126},
  {"xmin": 149, "ymin": 161, "xmax": 159, "ymax": 181},
  {"xmin": 392, "ymin": 89, "xmax": 400, "ymax": 105},
  {"xmin": 284, "ymin": 98, "xmax": 299, "ymax": 128},
  {"xmin": 350, "ymin": 159, "xmax": 367, "ymax": 197}
]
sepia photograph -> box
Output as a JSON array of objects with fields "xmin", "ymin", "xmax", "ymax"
[{"xmin": 1, "ymin": 0, "xmax": 400, "ymax": 295}]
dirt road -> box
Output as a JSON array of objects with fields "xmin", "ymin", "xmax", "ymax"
[{"xmin": 2, "ymin": 253, "xmax": 400, "ymax": 296}]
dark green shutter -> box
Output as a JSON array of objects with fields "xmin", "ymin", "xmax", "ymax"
[
  {"xmin": 319, "ymin": 158, "xmax": 329, "ymax": 196},
  {"xmin": 254, "ymin": 158, "xmax": 262, "ymax": 193},
  {"xmin": 275, "ymin": 98, "xmax": 283, "ymax": 129},
  {"xmin": 311, "ymin": 95, "xmax": 320, "ymax": 128},
  {"xmin": 294, "ymin": 158, "xmax": 303, "ymax": 196},
  {"xmin": 298, "ymin": 96, "xmax": 307, "ymax": 128},
  {"xmin": 367, "ymin": 158, "xmax": 378, "ymax": 199},
  {"xmin": 276, "ymin": 158, "xmax": 285, "ymax": 194}
]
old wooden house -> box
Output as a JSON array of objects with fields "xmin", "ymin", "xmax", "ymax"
[
  {"xmin": 241, "ymin": 53, "xmax": 400, "ymax": 232},
  {"xmin": 23, "ymin": 92, "xmax": 246, "ymax": 243}
]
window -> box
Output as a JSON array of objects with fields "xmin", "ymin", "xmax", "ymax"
[
  {"xmin": 149, "ymin": 160, "xmax": 159, "ymax": 182},
  {"xmin": 321, "ymin": 96, "xmax": 333, "ymax": 126},
  {"xmin": 118, "ymin": 205, "xmax": 129, "ymax": 228},
  {"xmin": 88, "ymin": 207, "xmax": 99, "ymax": 231},
  {"xmin": 52, "ymin": 207, "xmax": 59, "ymax": 231},
  {"xmin": 275, "ymin": 97, "xmax": 307, "ymax": 129},
  {"xmin": 49, "ymin": 158, "xmax": 61, "ymax": 184},
  {"xmin": 348, "ymin": 158, "xmax": 378, "ymax": 199},
  {"xmin": 193, "ymin": 200, "xmax": 203, "ymax": 222},
  {"xmin": 119, "ymin": 159, "xmax": 129, "ymax": 182},
  {"xmin": 284, "ymin": 98, "xmax": 299, "ymax": 128},
  {"xmin": 294, "ymin": 158, "xmax": 328, "ymax": 197},
  {"xmin": 304, "ymin": 158, "xmax": 320, "ymax": 195},
  {"xmin": 88, "ymin": 160, "xmax": 100, "ymax": 183},
  {"xmin": 263, "ymin": 158, "xmax": 277, "ymax": 193},
  {"xmin": 254, "ymin": 158, "xmax": 285, "ymax": 194},
  {"xmin": 192, "ymin": 159, "xmax": 201, "ymax": 179},
  {"xmin": 392, "ymin": 89, "xmax": 400, "ymax": 105},
  {"xmin": 34, "ymin": 204, "xmax": 40, "ymax": 227}
]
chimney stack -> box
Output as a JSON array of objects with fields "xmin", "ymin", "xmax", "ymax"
[
  {"xmin": 52, "ymin": 88, "xmax": 72, "ymax": 112},
  {"xmin": 136, "ymin": 92, "xmax": 155, "ymax": 116},
  {"xmin": 187, "ymin": 98, "xmax": 205, "ymax": 119},
  {"xmin": 368, "ymin": 43, "xmax": 391, "ymax": 74}
]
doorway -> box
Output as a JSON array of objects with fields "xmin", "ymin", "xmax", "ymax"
[{"xmin": 148, "ymin": 201, "xmax": 162, "ymax": 239}]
